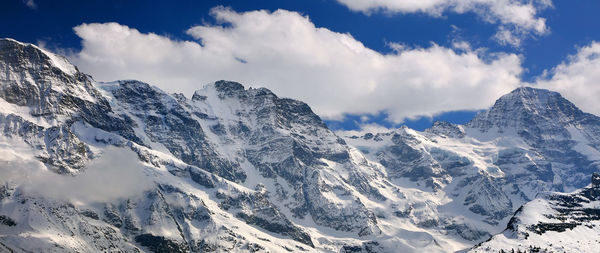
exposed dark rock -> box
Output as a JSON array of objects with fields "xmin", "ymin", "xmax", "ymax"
[
  {"xmin": 426, "ymin": 121, "xmax": 466, "ymax": 138},
  {"xmin": 592, "ymin": 172, "xmax": 600, "ymax": 187},
  {"xmin": 135, "ymin": 234, "xmax": 188, "ymax": 253},
  {"xmin": 341, "ymin": 241, "xmax": 384, "ymax": 253},
  {"xmin": 110, "ymin": 80, "xmax": 246, "ymax": 182},
  {"xmin": 79, "ymin": 209, "xmax": 99, "ymax": 220},
  {"xmin": 218, "ymin": 190, "xmax": 314, "ymax": 247},
  {"xmin": 0, "ymin": 215, "xmax": 16, "ymax": 226}
]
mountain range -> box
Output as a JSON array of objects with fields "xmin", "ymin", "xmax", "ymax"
[{"xmin": 0, "ymin": 38, "xmax": 599, "ymax": 252}]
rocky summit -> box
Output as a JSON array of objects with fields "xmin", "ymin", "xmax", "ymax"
[{"xmin": 1, "ymin": 38, "xmax": 600, "ymax": 252}]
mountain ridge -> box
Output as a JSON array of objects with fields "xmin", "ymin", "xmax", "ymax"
[{"xmin": 1, "ymin": 37, "xmax": 599, "ymax": 252}]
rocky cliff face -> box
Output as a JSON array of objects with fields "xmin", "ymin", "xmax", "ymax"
[
  {"xmin": 0, "ymin": 38, "xmax": 387, "ymax": 252},
  {"xmin": 1, "ymin": 38, "xmax": 599, "ymax": 253},
  {"xmin": 0, "ymin": 38, "xmax": 139, "ymax": 174}
]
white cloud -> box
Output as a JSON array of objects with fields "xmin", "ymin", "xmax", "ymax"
[
  {"xmin": 23, "ymin": 0, "xmax": 37, "ymax": 9},
  {"xmin": 335, "ymin": 0, "xmax": 552, "ymax": 46},
  {"xmin": 0, "ymin": 146, "xmax": 154, "ymax": 204},
  {"xmin": 493, "ymin": 26, "xmax": 523, "ymax": 47},
  {"xmin": 536, "ymin": 42, "xmax": 600, "ymax": 116},
  {"xmin": 69, "ymin": 7, "xmax": 523, "ymax": 122}
]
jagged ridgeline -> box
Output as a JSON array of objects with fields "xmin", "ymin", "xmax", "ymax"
[{"xmin": 1, "ymin": 38, "xmax": 600, "ymax": 253}]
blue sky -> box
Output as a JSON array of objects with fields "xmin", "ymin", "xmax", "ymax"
[{"xmin": 2, "ymin": 0, "xmax": 600, "ymax": 131}]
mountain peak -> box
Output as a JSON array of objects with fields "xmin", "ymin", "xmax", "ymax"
[
  {"xmin": 466, "ymin": 86, "xmax": 587, "ymax": 131},
  {"xmin": 214, "ymin": 80, "xmax": 245, "ymax": 92},
  {"xmin": 511, "ymin": 86, "xmax": 553, "ymax": 94},
  {"xmin": 593, "ymin": 172, "xmax": 600, "ymax": 187},
  {"xmin": 426, "ymin": 120, "xmax": 466, "ymax": 138},
  {"xmin": 0, "ymin": 38, "xmax": 100, "ymax": 117},
  {"xmin": 0, "ymin": 38, "xmax": 78, "ymax": 76},
  {"xmin": 503, "ymin": 86, "xmax": 563, "ymax": 106}
]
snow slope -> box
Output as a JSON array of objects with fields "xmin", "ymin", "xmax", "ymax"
[{"xmin": 471, "ymin": 173, "xmax": 600, "ymax": 252}]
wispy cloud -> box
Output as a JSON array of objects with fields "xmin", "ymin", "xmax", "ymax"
[
  {"xmin": 335, "ymin": 0, "xmax": 552, "ymax": 47},
  {"xmin": 0, "ymin": 146, "xmax": 154, "ymax": 204},
  {"xmin": 23, "ymin": 0, "xmax": 37, "ymax": 9}
]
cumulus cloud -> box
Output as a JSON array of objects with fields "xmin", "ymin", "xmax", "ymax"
[
  {"xmin": 69, "ymin": 7, "xmax": 523, "ymax": 122},
  {"xmin": 0, "ymin": 146, "xmax": 154, "ymax": 204},
  {"xmin": 335, "ymin": 0, "xmax": 552, "ymax": 47},
  {"xmin": 536, "ymin": 42, "xmax": 600, "ymax": 116}
]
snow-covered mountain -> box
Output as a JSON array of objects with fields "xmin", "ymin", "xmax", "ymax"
[
  {"xmin": 341, "ymin": 87, "xmax": 600, "ymax": 243},
  {"xmin": 1, "ymin": 38, "xmax": 599, "ymax": 252},
  {"xmin": 471, "ymin": 173, "xmax": 600, "ymax": 252}
]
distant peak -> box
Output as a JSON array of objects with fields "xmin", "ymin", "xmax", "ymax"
[
  {"xmin": 493, "ymin": 86, "xmax": 574, "ymax": 114},
  {"xmin": 593, "ymin": 173, "xmax": 600, "ymax": 187},
  {"xmin": 214, "ymin": 80, "xmax": 245, "ymax": 92},
  {"xmin": 466, "ymin": 86, "xmax": 589, "ymax": 131},
  {"xmin": 507, "ymin": 86, "xmax": 561, "ymax": 99},
  {"xmin": 511, "ymin": 86, "xmax": 542, "ymax": 93},
  {"xmin": 431, "ymin": 120, "xmax": 455, "ymax": 128},
  {"xmin": 426, "ymin": 121, "xmax": 465, "ymax": 138},
  {"xmin": 193, "ymin": 80, "xmax": 280, "ymax": 103}
]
